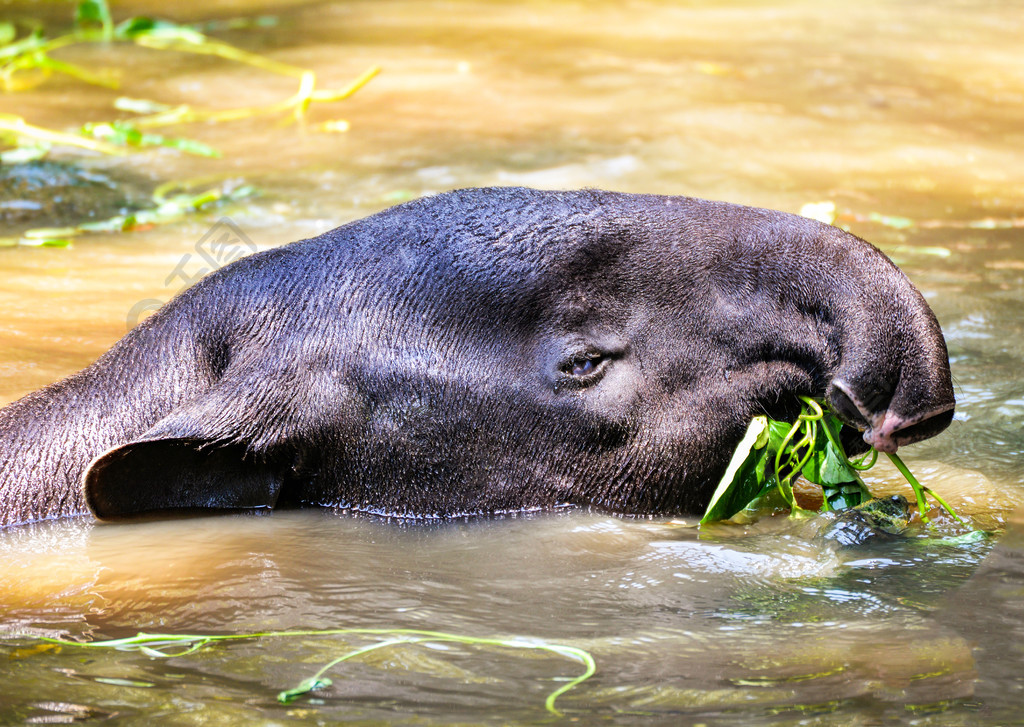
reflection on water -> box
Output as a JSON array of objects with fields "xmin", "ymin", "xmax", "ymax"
[
  {"xmin": 0, "ymin": 510, "xmax": 1010, "ymax": 724},
  {"xmin": 1, "ymin": 0, "xmax": 1023, "ymax": 723}
]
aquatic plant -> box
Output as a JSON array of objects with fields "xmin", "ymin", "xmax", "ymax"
[
  {"xmin": 27, "ymin": 628, "xmax": 596, "ymax": 716},
  {"xmin": 0, "ymin": 1, "xmax": 378, "ymax": 161},
  {"xmin": 1, "ymin": 1, "xmax": 375, "ymax": 246},
  {"xmin": 0, "ymin": 177, "xmax": 257, "ymax": 248},
  {"xmin": 702, "ymin": 397, "xmax": 964, "ymax": 525}
]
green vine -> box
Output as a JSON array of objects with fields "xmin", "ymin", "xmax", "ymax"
[
  {"xmin": 23, "ymin": 628, "xmax": 596, "ymax": 716},
  {"xmin": 1, "ymin": 1, "xmax": 378, "ymax": 162}
]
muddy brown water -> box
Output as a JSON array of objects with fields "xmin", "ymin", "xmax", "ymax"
[{"xmin": 1, "ymin": 0, "xmax": 1023, "ymax": 724}]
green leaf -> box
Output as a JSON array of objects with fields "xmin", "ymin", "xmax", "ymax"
[
  {"xmin": 155, "ymin": 136, "xmax": 220, "ymax": 157},
  {"xmin": 22, "ymin": 227, "xmax": 80, "ymax": 239},
  {"xmin": 701, "ymin": 417, "xmax": 771, "ymax": 524},
  {"xmin": 78, "ymin": 214, "xmax": 129, "ymax": 232},
  {"xmin": 931, "ymin": 530, "xmax": 991, "ymax": 546},
  {"xmin": 822, "ymin": 481, "xmax": 869, "ymax": 510},
  {"xmin": 821, "ymin": 442, "xmax": 857, "ymax": 485},
  {"xmin": 868, "ymin": 212, "xmax": 915, "ymax": 230},
  {"xmin": 94, "ymin": 676, "xmax": 156, "ymax": 688},
  {"xmin": 798, "ymin": 425, "xmax": 828, "ymax": 485},
  {"xmin": 804, "ymin": 438, "xmax": 860, "ymax": 487},
  {"xmin": 74, "ymin": 0, "xmax": 113, "ymax": 39},
  {"xmin": 114, "ymin": 96, "xmax": 175, "ymax": 114},
  {"xmin": 702, "ymin": 398, "xmax": 962, "ymax": 527},
  {"xmin": 765, "ymin": 418, "xmax": 795, "ymax": 451},
  {"xmin": 11, "ymin": 235, "xmax": 67, "ymax": 248},
  {"xmin": 113, "ymin": 17, "xmax": 157, "ymax": 39},
  {"xmin": 0, "ymin": 22, "xmax": 16, "ymax": 45},
  {"xmin": 115, "ymin": 17, "xmax": 206, "ymax": 44},
  {"xmin": 278, "ymin": 677, "xmax": 332, "ymax": 704},
  {"xmin": 75, "ymin": 1, "xmax": 111, "ymax": 27},
  {"xmin": 0, "ymin": 28, "xmax": 46, "ymax": 62},
  {"xmin": 0, "ymin": 143, "xmax": 49, "ymax": 163},
  {"xmin": 81, "ymin": 121, "xmax": 220, "ymax": 158},
  {"xmin": 732, "ymin": 484, "xmax": 791, "ymax": 523}
]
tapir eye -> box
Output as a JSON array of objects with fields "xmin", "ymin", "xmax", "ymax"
[
  {"xmin": 560, "ymin": 353, "xmax": 608, "ymax": 383},
  {"xmin": 571, "ymin": 357, "xmax": 599, "ymax": 376},
  {"xmin": 553, "ymin": 341, "xmax": 628, "ymax": 391}
]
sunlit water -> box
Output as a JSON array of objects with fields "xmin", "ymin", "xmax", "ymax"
[{"xmin": 1, "ymin": 0, "xmax": 1023, "ymax": 724}]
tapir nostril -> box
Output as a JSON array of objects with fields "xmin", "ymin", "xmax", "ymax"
[
  {"xmin": 828, "ymin": 387, "xmax": 869, "ymax": 430},
  {"xmin": 830, "ymin": 377, "xmax": 955, "ymax": 453},
  {"xmin": 827, "ymin": 379, "xmax": 876, "ymax": 431}
]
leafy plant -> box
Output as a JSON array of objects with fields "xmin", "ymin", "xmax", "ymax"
[
  {"xmin": 0, "ymin": 1, "xmax": 378, "ymax": 162},
  {"xmin": 701, "ymin": 397, "xmax": 964, "ymax": 526},
  {"xmin": 21, "ymin": 628, "xmax": 596, "ymax": 716},
  {"xmin": 0, "ymin": 177, "xmax": 257, "ymax": 248}
]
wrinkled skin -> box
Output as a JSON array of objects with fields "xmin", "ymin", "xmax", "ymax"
[{"xmin": 0, "ymin": 188, "xmax": 955, "ymax": 527}]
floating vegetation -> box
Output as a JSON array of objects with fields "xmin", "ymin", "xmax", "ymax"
[
  {"xmin": 0, "ymin": 158, "xmax": 153, "ymax": 233},
  {"xmin": 82, "ymin": 121, "xmax": 220, "ymax": 158},
  {"xmin": 18, "ymin": 628, "xmax": 596, "ymax": 716},
  {"xmin": 0, "ymin": 176, "xmax": 256, "ymax": 247},
  {"xmin": 701, "ymin": 397, "xmax": 965, "ymax": 526},
  {"xmin": 0, "ymin": 1, "xmax": 379, "ymax": 162},
  {"xmin": 0, "ymin": 114, "xmax": 124, "ymax": 163}
]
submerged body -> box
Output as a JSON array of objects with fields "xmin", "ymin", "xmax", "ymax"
[{"xmin": 0, "ymin": 187, "xmax": 955, "ymax": 527}]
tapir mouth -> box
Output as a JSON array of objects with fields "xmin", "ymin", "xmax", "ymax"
[
  {"xmin": 829, "ymin": 379, "xmax": 955, "ymax": 454},
  {"xmin": 859, "ymin": 406, "xmax": 955, "ymax": 453}
]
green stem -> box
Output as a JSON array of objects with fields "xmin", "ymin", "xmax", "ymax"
[
  {"xmin": 885, "ymin": 451, "xmax": 931, "ymax": 523},
  {"xmin": 542, "ymin": 644, "xmax": 598, "ymax": 714},
  {"xmin": 921, "ymin": 485, "xmax": 966, "ymax": 526},
  {"xmin": 307, "ymin": 637, "xmax": 413, "ymax": 684},
  {"xmin": 886, "ymin": 452, "xmax": 963, "ymax": 524},
  {"xmin": 796, "ymin": 396, "xmax": 823, "ymax": 421},
  {"xmin": 32, "ymin": 627, "xmax": 596, "ymax": 717},
  {"xmin": 848, "ymin": 447, "xmax": 878, "ymax": 471},
  {"xmin": 774, "ymin": 419, "xmax": 802, "ymax": 507},
  {"xmin": 790, "ymin": 419, "xmax": 818, "ymax": 475},
  {"xmin": 775, "ymin": 400, "xmax": 822, "ymax": 515}
]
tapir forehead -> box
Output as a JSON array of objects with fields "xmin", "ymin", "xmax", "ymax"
[
  {"xmin": 365, "ymin": 187, "xmax": 841, "ymax": 284},
  {"xmin": 350, "ymin": 188, "xmax": 715, "ymax": 300},
  {"xmin": 309, "ymin": 188, "xmax": 835, "ymax": 357}
]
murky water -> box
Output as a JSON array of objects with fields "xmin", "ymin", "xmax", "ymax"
[{"xmin": 1, "ymin": 0, "xmax": 1023, "ymax": 723}]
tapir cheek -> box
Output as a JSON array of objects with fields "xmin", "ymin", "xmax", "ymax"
[{"xmin": 583, "ymin": 362, "xmax": 643, "ymax": 418}]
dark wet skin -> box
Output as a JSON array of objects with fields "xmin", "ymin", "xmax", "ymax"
[{"xmin": 0, "ymin": 188, "xmax": 956, "ymax": 526}]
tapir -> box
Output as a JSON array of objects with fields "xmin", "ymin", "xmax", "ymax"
[{"xmin": 0, "ymin": 187, "xmax": 955, "ymax": 527}]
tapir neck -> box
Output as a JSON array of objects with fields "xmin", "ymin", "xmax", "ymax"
[{"xmin": 0, "ymin": 317, "xmax": 209, "ymax": 527}]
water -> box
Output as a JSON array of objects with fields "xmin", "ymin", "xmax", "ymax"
[
  {"xmin": 0, "ymin": 511, "xmax": 1012, "ymax": 724},
  {"xmin": 1, "ymin": 0, "xmax": 1023, "ymax": 723}
]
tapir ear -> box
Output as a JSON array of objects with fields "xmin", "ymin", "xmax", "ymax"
[
  {"xmin": 83, "ymin": 362, "xmax": 335, "ymax": 520},
  {"xmin": 84, "ymin": 436, "xmax": 284, "ymax": 521}
]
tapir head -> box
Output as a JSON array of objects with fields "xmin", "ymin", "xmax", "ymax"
[
  {"xmin": 603, "ymin": 195, "xmax": 957, "ymax": 458},
  {"xmin": 32, "ymin": 188, "xmax": 953, "ymax": 522},
  {"xmin": 473, "ymin": 191, "xmax": 956, "ymax": 512}
]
